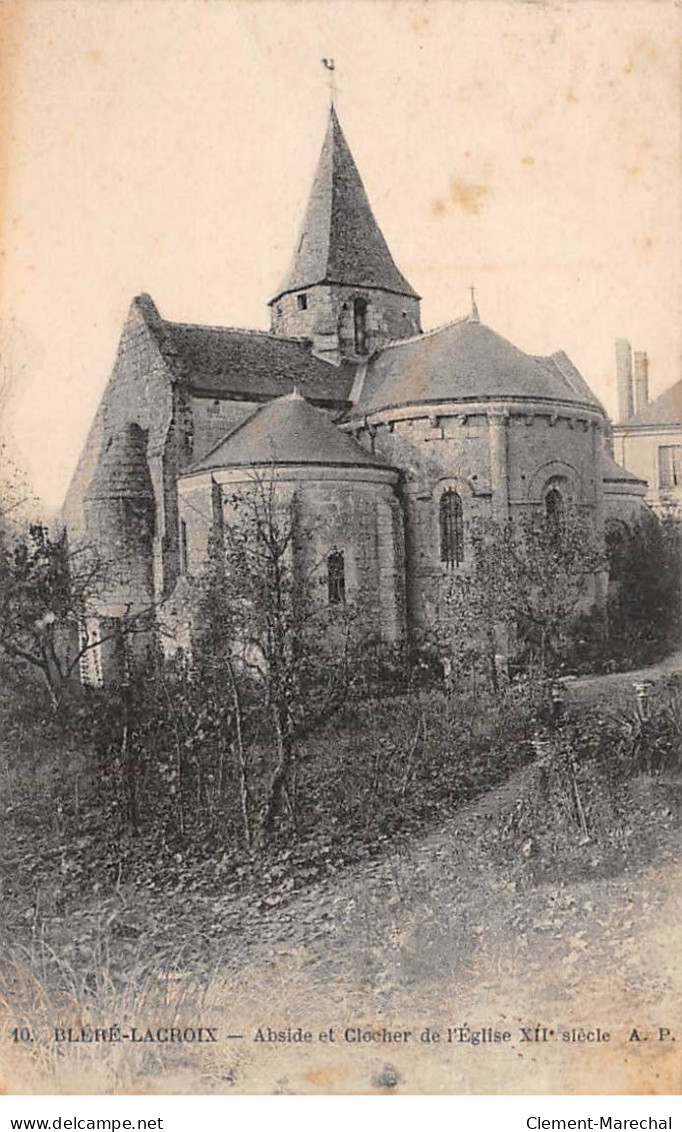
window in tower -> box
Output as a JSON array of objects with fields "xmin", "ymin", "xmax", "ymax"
[
  {"xmin": 297, "ymin": 293, "xmax": 308, "ymax": 311},
  {"xmin": 439, "ymin": 489, "xmax": 464, "ymax": 567},
  {"xmin": 327, "ymin": 550, "xmax": 346, "ymax": 605},
  {"xmin": 353, "ymin": 298, "xmax": 368, "ymax": 355}
]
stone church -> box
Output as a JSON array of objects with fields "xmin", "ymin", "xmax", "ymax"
[{"xmin": 62, "ymin": 105, "xmax": 645, "ymax": 679}]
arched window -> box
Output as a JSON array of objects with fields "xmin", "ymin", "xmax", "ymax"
[
  {"xmin": 353, "ymin": 298, "xmax": 368, "ymax": 355},
  {"xmin": 439, "ymin": 489, "xmax": 464, "ymax": 567},
  {"xmin": 545, "ymin": 487, "xmax": 564, "ymax": 539},
  {"xmin": 327, "ymin": 550, "xmax": 346, "ymax": 604}
]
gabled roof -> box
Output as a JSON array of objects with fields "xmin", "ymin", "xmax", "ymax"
[
  {"xmin": 623, "ymin": 379, "xmax": 682, "ymax": 428},
  {"xmin": 132, "ymin": 295, "xmax": 356, "ymax": 405},
  {"xmin": 186, "ymin": 390, "xmax": 393, "ymax": 473},
  {"xmin": 270, "ymin": 106, "xmax": 419, "ymax": 304},
  {"xmin": 350, "ymin": 317, "xmax": 604, "ymax": 416},
  {"xmin": 165, "ymin": 320, "xmax": 356, "ymax": 404}
]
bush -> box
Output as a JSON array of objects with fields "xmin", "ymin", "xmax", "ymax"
[
  {"xmin": 488, "ymin": 678, "xmax": 682, "ymax": 882},
  {"xmin": 0, "ymin": 664, "xmax": 544, "ymax": 915}
]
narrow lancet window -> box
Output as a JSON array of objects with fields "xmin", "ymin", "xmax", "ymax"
[
  {"xmin": 439, "ymin": 490, "xmax": 464, "ymax": 567},
  {"xmin": 180, "ymin": 518, "xmax": 189, "ymax": 575},
  {"xmin": 353, "ymin": 298, "xmax": 368, "ymax": 355},
  {"xmin": 327, "ymin": 550, "xmax": 346, "ymax": 604}
]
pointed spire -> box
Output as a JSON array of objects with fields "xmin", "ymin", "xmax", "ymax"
[{"xmin": 270, "ymin": 106, "xmax": 419, "ymax": 304}]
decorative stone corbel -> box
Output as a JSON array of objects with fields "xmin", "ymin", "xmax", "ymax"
[{"xmin": 487, "ymin": 408, "xmax": 509, "ymax": 425}]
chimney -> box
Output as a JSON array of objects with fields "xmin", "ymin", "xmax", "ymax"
[
  {"xmin": 633, "ymin": 351, "xmax": 649, "ymax": 415},
  {"xmin": 615, "ymin": 338, "xmax": 634, "ymax": 423}
]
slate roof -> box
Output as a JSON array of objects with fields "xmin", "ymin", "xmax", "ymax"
[
  {"xmin": 85, "ymin": 424, "xmax": 154, "ymax": 501},
  {"xmin": 350, "ymin": 318, "xmax": 604, "ymax": 416},
  {"xmin": 134, "ymin": 296, "xmax": 355, "ymax": 405},
  {"xmin": 186, "ymin": 390, "xmax": 392, "ymax": 474},
  {"xmin": 602, "ymin": 452, "xmax": 647, "ymax": 485},
  {"xmin": 623, "ymin": 379, "xmax": 682, "ymax": 428},
  {"xmin": 270, "ymin": 106, "xmax": 419, "ymax": 304}
]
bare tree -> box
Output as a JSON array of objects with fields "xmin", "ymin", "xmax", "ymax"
[
  {"xmin": 0, "ymin": 523, "xmax": 153, "ymax": 708},
  {"xmin": 191, "ymin": 472, "xmax": 358, "ymax": 845}
]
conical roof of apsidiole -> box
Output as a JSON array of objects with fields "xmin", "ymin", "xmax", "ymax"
[
  {"xmin": 350, "ymin": 316, "xmax": 605, "ymax": 417},
  {"xmin": 85, "ymin": 424, "xmax": 154, "ymax": 501},
  {"xmin": 187, "ymin": 390, "xmax": 392, "ymax": 473}
]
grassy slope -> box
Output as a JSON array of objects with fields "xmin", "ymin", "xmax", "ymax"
[
  {"xmin": 2, "ymin": 762, "xmax": 680, "ymax": 1094},
  {"xmin": 1, "ymin": 663, "xmax": 681, "ymax": 1093}
]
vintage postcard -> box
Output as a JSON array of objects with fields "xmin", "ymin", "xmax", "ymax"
[{"xmin": 0, "ymin": 0, "xmax": 681, "ymax": 1097}]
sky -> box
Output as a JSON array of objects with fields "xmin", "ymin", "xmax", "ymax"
[{"xmin": 0, "ymin": 0, "xmax": 680, "ymax": 509}]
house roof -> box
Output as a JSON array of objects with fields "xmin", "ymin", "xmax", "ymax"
[
  {"xmin": 270, "ymin": 106, "xmax": 419, "ymax": 304},
  {"xmin": 624, "ymin": 378, "xmax": 682, "ymax": 428},
  {"xmin": 133, "ymin": 294, "xmax": 355, "ymax": 405},
  {"xmin": 602, "ymin": 452, "xmax": 647, "ymax": 485},
  {"xmin": 186, "ymin": 390, "xmax": 393, "ymax": 474},
  {"xmin": 350, "ymin": 317, "xmax": 604, "ymax": 416}
]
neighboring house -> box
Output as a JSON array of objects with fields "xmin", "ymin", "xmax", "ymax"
[
  {"xmin": 611, "ymin": 338, "xmax": 682, "ymax": 516},
  {"xmin": 62, "ymin": 105, "xmax": 645, "ymax": 680}
]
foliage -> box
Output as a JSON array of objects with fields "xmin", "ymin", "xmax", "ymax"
[
  {"xmin": 0, "ymin": 524, "xmax": 103, "ymax": 706},
  {"xmin": 0, "ymin": 517, "xmax": 162, "ymax": 708},
  {"xmin": 491, "ymin": 676, "xmax": 682, "ymax": 882},
  {"xmin": 605, "ymin": 511, "xmax": 682, "ymax": 667},
  {"xmin": 440, "ymin": 507, "xmax": 606, "ymax": 686},
  {"xmin": 0, "ymin": 441, "xmax": 37, "ymax": 536}
]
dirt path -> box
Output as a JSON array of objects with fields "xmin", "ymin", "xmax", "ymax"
[
  {"xmin": 565, "ymin": 650, "xmax": 682, "ymax": 705},
  {"xmin": 195, "ymin": 762, "xmax": 682, "ymax": 1094}
]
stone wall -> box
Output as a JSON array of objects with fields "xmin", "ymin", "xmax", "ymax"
[
  {"xmin": 349, "ymin": 400, "xmax": 606, "ymax": 634},
  {"xmin": 270, "ymin": 283, "xmax": 421, "ymax": 360},
  {"xmin": 62, "ymin": 295, "xmax": 184, "ymax": 604},
  {"xmin": 188, "ymin": 396, "xmax": 258, "ymax": 463},
  {"xmin": 177, "ymin": 466, "xmax": 406, "ymax": 645}
]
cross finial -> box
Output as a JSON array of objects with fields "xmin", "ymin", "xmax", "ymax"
[
  {"xmin": 321, "ymin": 58, "xmax": 337, "ymax": 106},
  {"xmin": 468, "ymin": 285, "xmax": 480, "ymax": 323}
]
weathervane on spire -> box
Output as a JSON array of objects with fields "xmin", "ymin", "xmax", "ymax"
[
  {"xmin": 321, "ymin": 58, "xmax": 337, "ymax": 106},
  {"xmin": 469, "ymin": 285, "xmax": 480, "ymax": 323}
]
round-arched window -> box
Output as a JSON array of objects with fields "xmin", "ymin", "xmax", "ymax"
[{"xmin": 545, "ymin": 486, "xmax": 564, "ymax": 538}]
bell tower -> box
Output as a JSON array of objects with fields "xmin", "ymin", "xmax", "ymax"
[{"xmin": 268, "ymin": 106, "xmax": 421, "ymax": 365}]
